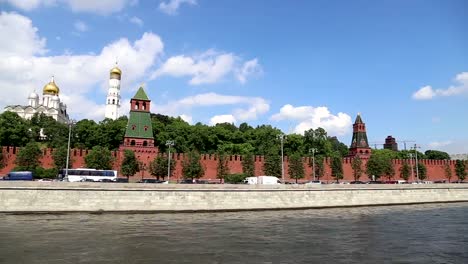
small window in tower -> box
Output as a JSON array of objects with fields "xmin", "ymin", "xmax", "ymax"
[
  {"xmin": 144, "ymin": 126, "xmax": 148, "ymax": 131},
  {"xmin": 135, "ymin": 102, "xmax": 139, "ymax": 110},
  {"xmin": 142, "ymin": 102, "xmax": 146, "ymax": 110},
  {"xmin": 107, "ymin": 99, "xmax": 110, "ymax": 104},
  {"xmin": 132, "ymin": 124, "xmax": 136, "ymax": 130},
  {"xmin": 117, "ymin": 100, "xmax": 120, "ymax": 105},
  {"xmin": 112, "ymin": 99, "xmax": 115, "ymax": 104}
]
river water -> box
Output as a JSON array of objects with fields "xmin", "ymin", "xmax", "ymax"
[{"xmin": 0, "ymin": 203, "xmax": 467, "ymax": 264}]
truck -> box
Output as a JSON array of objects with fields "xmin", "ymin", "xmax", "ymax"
[
  {"xmin": 244, "ymin": 176, "xmax": 281, "ymax": 185},
  {"xmin": 4, "ymin": 171, "xmax": 34, "ymax": 181}
]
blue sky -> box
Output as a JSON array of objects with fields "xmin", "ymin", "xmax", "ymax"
[{"xmin": 0, "ymin": 0, "xmax": 467, "ymax": 153}]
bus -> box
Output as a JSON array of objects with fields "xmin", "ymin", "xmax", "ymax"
[{"xmin": 63, "ymin": 168, "xmax": 118, "ymax": 182}]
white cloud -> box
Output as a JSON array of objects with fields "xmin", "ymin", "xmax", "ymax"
[
  {"xmin": 209, "ymin": 114, "xmax": 236, "ymax": 125},
  {"xmin": 0, "ymin": 12, "xmax": 164, "ymax": 120},
  {"xmin": 412, "ymin": 72, "xmax": 468, "ymax": 100},
  {"xmin": 179, "ymin": 114, "xmax": 192, "ymax": 124},
  {"xmin": 2, "ymin": 0, "xmax": 133, "ymax": 15},
  {"xmin": 152, "ymin": 50, "xmax": 261, "ymax": 85},
  {"xmin": 74, "ymin": 20, "xmax": 88, "ymax": 32},
  {"xmin": 427, "ymin": 140, "xmax": 453, "ymax": 149},
  {"xmin": 236, "ymin": 58, "xmax": 262, "ymax": 84},
  {"xmin": 158, "ymin": 93, "xmax": 270, "ymax": 123},
  {"xmin": 271, "ymin": 104, "xmax": 352, "ymax": 136},
  {"xmin": 159, "ymin": 0, "xmax": 196, "ymax": 15},
  {"xmin": 129, "ymin": 16, "xmax": 143, "ymax": 27}
]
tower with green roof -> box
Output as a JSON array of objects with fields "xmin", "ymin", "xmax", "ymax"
[
  {"xmin": 123, "ymin": 86, "xmax": 154, "ymax": 147},
  {"xmin": 348, "ymin": 113, "xmax": 371, "ymax": 158}
]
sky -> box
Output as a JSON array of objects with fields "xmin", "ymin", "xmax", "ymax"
[{"xmin": 0, "ymin": 0, "xmax": 467, "ymax": 154}]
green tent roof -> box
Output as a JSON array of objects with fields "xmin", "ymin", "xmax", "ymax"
[
  {"xmin": 133, "ymin": 87, "xmax": 149, "ymax": 100},
  {"xmin": 354, "ymin": 114, "xmax": 363, "ymax": 124},
  {"xmin": 125, "ymin": 111, "xmax": 154, "ymax": 139}
]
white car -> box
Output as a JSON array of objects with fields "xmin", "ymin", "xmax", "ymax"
[{"xmin": 305, "ymin": 180, "xmax": 323, "ymax": 185}]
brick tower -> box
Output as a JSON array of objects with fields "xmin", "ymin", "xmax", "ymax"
[
  {"xmin": 348, "ymin": 113, "xmax": 371, "ymax": 158},
  {"xmin": 123, "ymin": 86, "xmax": 154, "ymax": 147}
]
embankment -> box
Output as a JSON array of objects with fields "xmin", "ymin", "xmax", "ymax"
[{"xmin": 1, "ymin": 182, "xmax": 467, "ymax": 213}]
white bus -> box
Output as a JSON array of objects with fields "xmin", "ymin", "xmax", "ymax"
[{"xmin": 63, "ymin": 168, "xmax": 118, "ymax": 182}]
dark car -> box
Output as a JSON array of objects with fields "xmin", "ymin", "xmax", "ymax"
[
  {"xmin": 115, "ymin": 178, "xmax": 129, "ymax": 183},
  {"xmin": 384, "ymin": 180, "xmax": 398, "ymax": 184},
  {"xmin": 179, "ymin": 179, "xmax": 195, "ymax": 184},
  {"xmin": 139, "ymin": 178, "xmax": 166, "ymax": 183},
  {"xmin": 99, "ymin": 179, "xmax": 114, "ymax": 182},
  {"xmin": 367, "ymin": 181, "xmax": 384, "ymax": 184},
  {"xmin": 350, "ymin": 181, "xmax": 365, "ymax": 184}
]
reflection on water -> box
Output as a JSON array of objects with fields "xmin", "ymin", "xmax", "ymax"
[{"xmin": 0, "ymin": 203, "xmax": 467, "ymax": 263}]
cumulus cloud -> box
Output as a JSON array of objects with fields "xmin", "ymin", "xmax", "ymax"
[
  {"xmin": 157, "ymin": 93, "xmax": 270, "ymax": 124},
  {"xmin": 179, "ymin": 114, "xmax": 192, "ymax": 124},
  {"xmin": 129, "ymin": 16, "xmax": 143, "ymax": 27},
  {"xmin": 74, "ymin": 20, "xmax": 88, "ymax": 32},
  {"xmin": 412, "ymin": 72, "xmax": 468, "ymax": 100},
  {"xmin": 159, "ymin": 0, "xmax": 196, "ymax": 15},
  {"xmin": 209, "ymin": 114, "xmax": 236, "ymax": 125},
  {"xmin": 1, "ymin": 0, "xmax": 133, "ymax": 15},
  {"xmin": 271, "ymin": 104, "xmax": 352, "ymax": 136},
  {"xmin": 236, "ymin": 58, "xmax": 262, "ymax": 84},
  {"xmin": 152, "ymin": 50, "xmax": 261, "ymax": 85},
  {"xmin": 428, "ymin": 140, "xmax": 453, "ymax": 149},
  {"xmin": 0, "ymin": 12, "xmax": 164, "ymax": 120}
]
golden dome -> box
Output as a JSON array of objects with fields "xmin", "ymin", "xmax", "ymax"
[
  {"xmin": 43, "ymin": 77, "xmax": 60, "ymax": 95},
  {"xmin": 110, "ymin": 66, "xmax": 122, "ymax": 75}
]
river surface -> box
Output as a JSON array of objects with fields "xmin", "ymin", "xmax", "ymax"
[{"xmin": 0, "ymin": 203, "xmax": 467, "ymax": 264}]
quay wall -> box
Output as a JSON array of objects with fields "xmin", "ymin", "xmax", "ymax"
[{"xmin": 0, "ymin": 182, "xmax": 467, "ymax": 212}]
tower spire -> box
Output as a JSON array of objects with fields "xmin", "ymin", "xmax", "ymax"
[{"xmin": 348, "ymin": 113, "xmax": 371, "ymax": 158}]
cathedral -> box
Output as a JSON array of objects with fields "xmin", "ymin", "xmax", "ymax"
[{"xmin": 4, "ymin": 77, "xmax": 69, "ymax": 123}]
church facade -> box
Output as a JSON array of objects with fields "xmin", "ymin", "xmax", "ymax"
[{"xmin": 4, "ymin": 77, "xmax": 69, "ymax": 123}]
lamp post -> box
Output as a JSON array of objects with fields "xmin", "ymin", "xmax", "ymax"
[
  {"xmin": 64, "ymin": 119, "xmax": 75, "ymax": 180},
  {"xmin": 414, "ymin": 144, "xmax": 421, "ymax": 182},
  {"xmin": 309, "ymin": 148, "xmax": 317, "ymax": 181},
  {"xmin": 277, "ymin": 134, "xmax": 286, "ymax": 181},
  {"xmin": 409, "ymin": 153, "xmax": 414, "ymax": 183},
  {"xmin": 166, "ymin": 140, "xmax": 174, "ymax": 182}
]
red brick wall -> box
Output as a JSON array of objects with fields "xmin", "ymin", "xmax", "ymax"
[{"xmin": 0, "ymin": 146, "xmax": 458, "ymax": 182}]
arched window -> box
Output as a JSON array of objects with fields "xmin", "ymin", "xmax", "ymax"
[
  {"xmin": 143, "ymin": 141, "xmax": 148, "ymax": 147},
  {"xmin": 135, "ymin": 102, "xmax": 139, "ymax": 110},
  {"xmin": 131, "ymin": 140, "xmax": 136, "ymax": 146},
  {"xmin": 108, "ymin": 99, "xmax": 110, "ymax": 104},
  {"xmin": 142, "ymin": 102, "xmax": 146, "ymax": 110},
  {"xmin": 112, "ymin": 99, "xmax": 115, "ymax": 104}
]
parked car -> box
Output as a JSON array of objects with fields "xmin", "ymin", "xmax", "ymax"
[
  {"xmin": 350, "ymin": 181, "xmax": 366, "ymax": 184},
  {"xmin": 138, "ymin": 178, "xmax": 166, "ymax": 183},
  {"xmin": 179, "ymin": 179, "xmax": 195, "ymax": 184},
  {"xmin": 305, "ymin": 180, "xmax": 323, "ymax": 185},
  {"xmin": 115, "ymin": 178, "xmax": 129, "ymax": 183},
  {"xmin": 367, "ymin": 181, "xmax": 384, "ymax": 184}
]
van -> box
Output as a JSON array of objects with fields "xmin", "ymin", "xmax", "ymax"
[{"xmin": 244, "ymin": 176, "xmax": 281, "ymax": 185}]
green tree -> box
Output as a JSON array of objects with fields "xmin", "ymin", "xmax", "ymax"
[
  {"xmin": 0, "ymin": 111, "xmax": 31, "ymax": 146},
  {"xmin": 351, "ymin": 156, "xmax": 363, "ymax": 181},
  {"xmin": 331, "ymin": 155, "xmax": 343, "ymax": 183},
  {"xmin": 121, "ymin": 150, "xmax": 139, "ymax": 179},
  {"xmin": 424, "ymin": 150, "xmax": 450, "ymax": 160},
  {"xmin": 455, "ymin": 160, "xmax": 466, "ymax": 182},
  {"xmin": 224, "ymin": 173, "xmax": 247, "ymax": 184},
  {"xmin": 263, "ymin": 150, "xmax": 281, "ymax": 177},
  {"xmin": 309, "ymin": 155, "xmax": 325, "ymax": 180},
  {"xmin": 216, "ymin": 153, "xmax": 230, "ymax": 183},
  {"xmin": 400, "ymin": 162, "xmax": 411, "ymax": 181},
  {"xmin": 366, "ymin": 149, "xmax": 395, "ymax": 180},
  {"xmin": 288, "ymin": 153, "xmax": 305, "ymax": 183},
  {"xmin": 15, "ymin": 141, "xmax": 42, "ymax": 171},
  {"xmin": 445, "ymin": 162, "xmax": 453, "ymax": 183},
  {"xmin": 415, "ymin": 162, "xmax": 427, "ymax": 181},
  {"xmin": 52, "ymin": 146, "xmax": 71, "ymax": 170},
  {"xmin": 242, "ymin": 153, "xmax": 255, "ymax": 177},
  {"xmin": 84, "ymin": 146, "xmax": 114, "ymax": 170},
  {"xmin": 149, "ymin": 156, "xmax": 174, "ymax": 180},
  {"xmin": 0, "ymin": 146, "xmax": 4, "ymax": 169},
  {"xmin": 182, "ymin": 151, "xmax": 204, "ymax": 180}
]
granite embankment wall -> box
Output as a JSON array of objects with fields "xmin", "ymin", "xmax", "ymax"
[
  {"xmin": 0, "ymin": 147, "xmax": 458, "ymax": 182},
  {"xmin": 1, "ymin": 182, "xmax": 467, "ymax": 213}
]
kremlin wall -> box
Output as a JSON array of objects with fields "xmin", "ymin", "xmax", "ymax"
[{"xmin": 0, "ymin": 145, "xmax": 457, "ymax": 182}]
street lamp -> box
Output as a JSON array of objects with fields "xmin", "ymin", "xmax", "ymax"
[
  {"xmin": 409, "ymin": 153, "xmax": 414, "ymax": 183},
  {"xmin": 166, "ymin": 140, "xmax": 175, "ymax": 182},
  {"xmin": 413, "ymin": 144, "xmax": 421, "ymax": 182},
  {"xmin": 277, "ymin": 134, "xmax": 286, "ymax": 181},
  {"xmin": 309, "ymin": 148, "xmax": 317, "ymax": 181},
  {"xmin": 64, "ymin": 119, "xmax": 75, "ymax": 180}
]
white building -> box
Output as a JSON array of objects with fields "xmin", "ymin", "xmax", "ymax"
[
  {"xmin": 4, "ymin": 77, "xmax": 69, "ymax": 123},
  {"xmin": 105, "ymin": 64, "xmax": 122, "ymax": 120}
]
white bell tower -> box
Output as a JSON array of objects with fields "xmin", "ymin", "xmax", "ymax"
[{"xmin": 105, "ymin": 63, "xmax": 122, "ymax": 120}]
